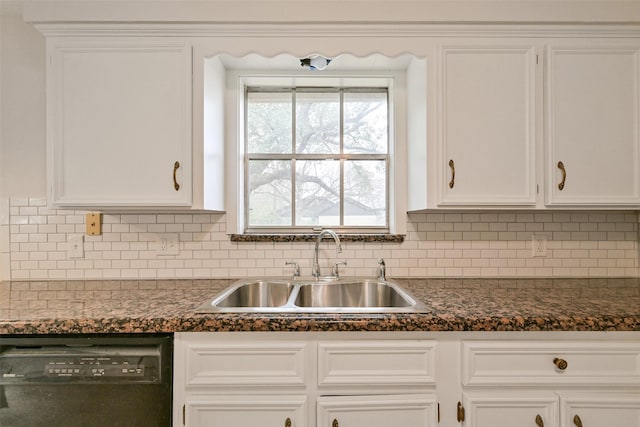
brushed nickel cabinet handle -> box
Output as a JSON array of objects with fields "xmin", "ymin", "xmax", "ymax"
[
  {"xmin": 449, "ymin": 159, "xmax": 456, "ymax": 189},
  {"xmin": 557, "ymin": 161, "xmax": 566, "ymax": 191},
  {"xmin": 285, "ymin": 417, "xmax": 292, "ymax": 427},
  {"xmin": 332, "ymin": 419, "xmax": 339, "ymax": 427},
  {"xmin": 173, "ymin": 161, "xmax": 181, "ymax": 191},
  {"xmin": 573, "ymin": 414, "xmax": 583, "ymax": 427},
  {"xmin": 553, "ymin": 357, "xmax": 568, "ymax": 370},
  {"xmin": 536, "ymin": 414, "xmax": 544, "ymax": 427}
]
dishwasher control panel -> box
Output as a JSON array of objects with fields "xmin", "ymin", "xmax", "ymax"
[
  {"xmin": 45, "ymin": 356, "xmax": 146, "ymax": 378},
  {"xmin": 0, "ymin": 344, "xmax": 162, "ymax": 384}
]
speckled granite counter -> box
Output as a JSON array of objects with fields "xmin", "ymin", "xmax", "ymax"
[{"xmin": 1, "ymin": 278, "xmax": 639, "ymax": 334}]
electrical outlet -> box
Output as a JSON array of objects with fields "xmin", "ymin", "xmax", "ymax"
[
  {"xmin": 67, "ymin": 234, "xmax": 84, "ymax": 258},
  {"xmin": 155, "ymin": 233, "xmax": 179, "ymax": 256},
  {"xmin": 532, "ymin": 234, "xmax": 547, "ymax": 257}
]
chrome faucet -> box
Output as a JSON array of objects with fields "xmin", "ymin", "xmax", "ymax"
[{"xmin": 312, "ymin": 229, "xmax": 342, "ymax": 279}]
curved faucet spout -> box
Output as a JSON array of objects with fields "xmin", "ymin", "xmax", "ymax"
[{"xmin": 312, "ymin": 229, "xmax": 342, "ymax": 279}]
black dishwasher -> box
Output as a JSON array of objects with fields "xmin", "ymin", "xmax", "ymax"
[{"xmin": 0, "ymin": 334, "xmax": 172, "ymax": 427}]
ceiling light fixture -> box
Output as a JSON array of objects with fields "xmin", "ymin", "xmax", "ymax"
[{"xmin": 300, "ymin": 55, "xmax": 332, "ymax": 71}]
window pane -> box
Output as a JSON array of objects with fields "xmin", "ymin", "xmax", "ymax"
[
  {"xmin": 295, "ymin": 160, "xmax": 340, "ymax": 226},
  {"xmin": 344, "ymin": 91, "xmax": 388, "ymax": 154},
  {"xmin": 296, "ymin": 91, "xmax": 340, "ymax": 154},
  {"xmin": 344, "ymin": 160, "xmax": 386, "ymax": 226},
  {"xmin": 248, "ymin": 160, "xmax": 291, "ymax": 226},
  {"xmin": 247, "ymin": 91, "xmax": 292, "ymax": 153}
]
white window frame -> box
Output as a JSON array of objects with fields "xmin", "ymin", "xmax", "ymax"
[
  {"xmin": 244, "ymin": 86, "xmax": 390, "ymax": 234},
  {"xmin": 224, "ymin": 71, "xmax": 408, "ymax": 236}
]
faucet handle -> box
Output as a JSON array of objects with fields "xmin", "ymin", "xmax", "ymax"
[
  {"xmin": 377, "ymin": 258, "xmax": 386, "ymax": 280},
  {"xmin": 332, "ymin": 261, "xmax": 347, "ymax": 279},
  {"xmin": 285, "ymin": 261, "xmax": 300, "ymax": 278}
]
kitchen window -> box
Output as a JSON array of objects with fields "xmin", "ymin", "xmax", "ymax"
[{"xmin": 245, "ymin": 87, "xmax": 389, "ymax": 233}]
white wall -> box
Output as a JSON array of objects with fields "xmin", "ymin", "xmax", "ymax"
[
  {"xmin": 0, "ymin": 8, "xmax": 46, "ymax": 198},
  {"xmin": 1, "ymin": 5, "xmax": 47, "ymax": 279}
]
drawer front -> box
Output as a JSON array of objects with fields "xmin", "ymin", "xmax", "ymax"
[
  {"xmin": 184, "ymin": 342, "xmax": 307, "ymax": 388},
  {"xmin": 462, "ymin": 341, "xmax": 640, "ymax": 386},
  {"xmin": 318, "ymin": 340, "xmax": 436, "ymax": 387}
]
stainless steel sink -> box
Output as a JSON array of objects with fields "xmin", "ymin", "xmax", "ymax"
[
  {"xmin": 294, "ymin": 281, "xmax": 412, "ymax": 308},
  {"xmin": 214, "ymin": 280, "xmax": 295, "ymax": 308},
  {"xmin": 198, "ymin": 278, "xmax": 428, "ymax": 313}
]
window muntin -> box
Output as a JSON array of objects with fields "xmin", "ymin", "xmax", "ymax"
[{"xmin": 245, "ymin": 87, "xmax": 389, "ymax": 232}]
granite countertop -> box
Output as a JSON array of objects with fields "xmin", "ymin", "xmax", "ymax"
[{"xmin": 1, "ymin": 278, "xmax": 639, "ymax": 334}]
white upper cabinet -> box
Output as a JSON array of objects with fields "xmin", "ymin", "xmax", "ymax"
[
  {"xmin": 545, "ymin": 43, "xmax": 640, "ymax": 207},
  {"xmin": 437, "ymin": 43, "xmax": 538, "ymax": 207},
  {"xmin": 47, "ymin": 38, "xmax": 223, "ymax": 210}
]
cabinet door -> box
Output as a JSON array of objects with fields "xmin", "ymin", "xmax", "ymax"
[
  {"xmin": 317, "ymin": 394, "xmax": 437, "ymax": 427},
  {"xmin": 48, "ymin": 40, "xmax": 192, "ymax": 207},
  {"xmin": 463, "ymin": 392, "xmax": 559, "ymax": 427},
  {"xmin": 185, "ymin": 396, "xmax": 306, "ymax": 427},
  {"xmin": 561, "ymin": 394, "xmax": 640, "ymax": 427},
  {"xmin": 546, "ymin": 44, "xmax": 640, "ymax": 206},
  {"xmin": 438, "ymin": 44, "xmax": 537, "ymax": 206}
]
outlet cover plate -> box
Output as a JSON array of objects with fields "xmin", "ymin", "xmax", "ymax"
[
  {"xmin": 68, "ymin": 234, "xmax": 84, "ymax": 258},
  {"xmin": 532, "ymin": 234, "xmax": 547, "ymax": 257},
  {"xmin": 156, "ymin": 233, "xmax": 179, "ymax": 256}
]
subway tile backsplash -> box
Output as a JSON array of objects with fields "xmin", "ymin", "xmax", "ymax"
[{"xmin": 3, "ymin": 197, "xmax": 639, "ymax": 280}]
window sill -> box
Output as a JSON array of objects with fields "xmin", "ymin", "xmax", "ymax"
[{"xmin": 229, "ymin": 233, "xmax": 405, "ymax": 243}]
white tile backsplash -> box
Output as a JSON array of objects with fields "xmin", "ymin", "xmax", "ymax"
[
  {"xmin": 3, "ymin": 197, "xmax": 640, "ymax": 280},
  {"xmin": 0, "ymin": 198, "xmax": 10, "ymax": 280}
]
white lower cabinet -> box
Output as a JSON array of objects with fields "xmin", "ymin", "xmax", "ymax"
[
  {"xmin": 460, "ymin": 340, "xmax": 640, "ymax": 427},
  {"xmin": 174, "ymin": 333, "xmax": 437, "ymax": 427},
  {"xmin": 174, "ymin": 333, "xmax": 640, "ymax": 427},
  {"xmin": 461, "ymin": 392, "xmax": 640, "ymax": 427}
]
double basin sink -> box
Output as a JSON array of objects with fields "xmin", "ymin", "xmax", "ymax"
[{"xmin": 198, "ymin": 277, "xmax": 429, "ymax": 313}]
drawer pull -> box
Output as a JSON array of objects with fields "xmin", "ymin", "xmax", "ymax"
[
  {"xmin": 448, "ymin": 159, "xmax": 456, "ymax": 188},
  {"xmin": 535, "ymin": 414, "xmax": 544, "ymax": 427},
  {"xmin": 285, "ymin": 417, "xmax": 292, "ymax": 427},
  {"xmin": 557, "ymin": 161, "xmax": 566, "ymax": 190},
  {"xmin": 573, "ymin": 415, "xmax": 583, "ymax": 427},
  {"xmin": 332, "ymin": 419, "xmax": 339, "ymax": 427},
  {"xmin": 173, "ymin": 161, "xmax": 181, "ymax": 191},
  {"xmin": 553, "ymin": 357, "xmax": 568, "ymax": 370}
]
